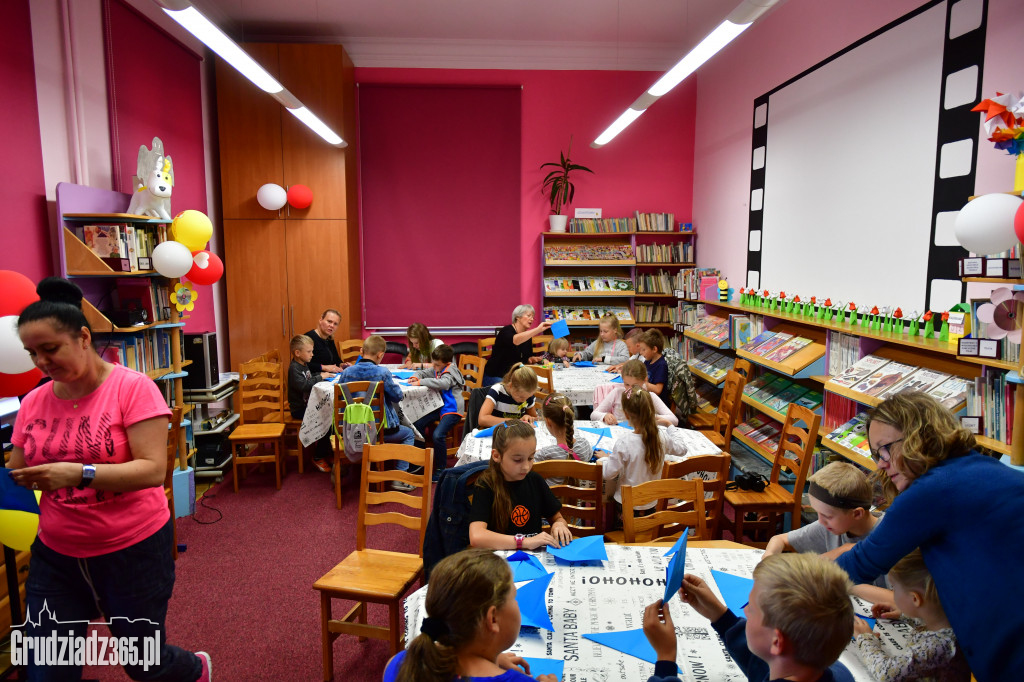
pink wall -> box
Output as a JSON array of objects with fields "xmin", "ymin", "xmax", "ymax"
[
  {"xmin": 694, "ymin": 0, "xmax": 1024, "ymax": 287},
  {"xmin": 355, "ymin": 68, "xmax": 698, "ymax": 315}
]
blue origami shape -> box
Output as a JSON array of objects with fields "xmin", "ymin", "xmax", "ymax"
[
  {"xmin": 663, "ymin": 529, "xmax": 691, "ymax": 557},
  {"xmin": 474, "ymin": 426, "xmax": 496, "ymax": 438},
  {"xmin": 617, "ymin": 421, "xmax": 632, "ymax": 429},
  {"xmin": 583, "ymin": 629, "xmax": 658, "ymax": 664},
  {"xmin": 710, "ymin": 570, "xmax": 754, "ymax": 617},
  {"xmin": 522, "ymin": 657, "xmax": 564, "ymax": 678},
  {"xmin": 0, "ymin": 469, "xmax": 40, "ymax": 515},
  {"xmin": 579, "ymin": 426, "xmax": 613, "ymax": 438},
  {"xmin": 550, "ymin": 319, "xmax": 570, "ymax": 339},
  {"xmin": 664, "ymin": 532, "xmax": 688, "ymax": 603},
  {"xmin": 507, "ymin": 550, "xmax": 549, "ymax": 582},
  {"xmin": 574, "ymin": 361, "xmax": 596, "ymax": 367},
  {"xmin": 392, "ymin": 370, "xmax": 415, "ymax": 379},
  {"xmin": 856, "ymin": 613, "xmax": 877, "ymax": 631},
  {"xmin": 609, "ymin": 375, "xmax": 623, "ymax": 383},
  {"xmin": 548, "ymin": 535, "xmax": 608, "ymax": 563},
  {"xmin": 516, "ymin": 571, "xmax": 554, "ymax": 630}
]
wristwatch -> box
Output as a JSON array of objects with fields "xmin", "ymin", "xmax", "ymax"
[
  {"xmin": 77, "ymin": 464, "xmax": 96, "ymax": 490},
  {"xmin": 515, "ymin": 534, "xmax": 525, "ymax": 550}
]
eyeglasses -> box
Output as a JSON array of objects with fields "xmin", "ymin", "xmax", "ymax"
[{"xmin": 870, "ymin": 437, "xmax": 904, "ymax": 463}]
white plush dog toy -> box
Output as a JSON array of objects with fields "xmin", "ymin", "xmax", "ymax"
[{"xmin": 127, "ymin": 137, "xmax": 173, "ymax": 219}]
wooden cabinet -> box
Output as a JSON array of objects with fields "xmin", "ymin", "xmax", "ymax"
[{"xmin": 216, "ymin": 43, "xmax": 361, "ymax": 365}]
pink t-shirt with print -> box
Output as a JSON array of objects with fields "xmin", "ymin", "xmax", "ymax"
[{"xmin": 12, "ymin": 363, "xmax": 172, "ymax": 558}]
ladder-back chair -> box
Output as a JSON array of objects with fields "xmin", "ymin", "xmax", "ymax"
[
  {"xmin": 228, "ymin": 360, "xmax": 285, "ymax": 492},
  {"xmin": 620, "ymin": 478, "xmax": 707, "ymax": 544},
  {"xmin": 661, "ymin": 453, "xmax": 732, "ymax": 540},
  {"xmin": 532, "ymin": 459, "xmax": 605, "ymax": 537}
]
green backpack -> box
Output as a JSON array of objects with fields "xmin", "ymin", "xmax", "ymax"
[{"xmin": 335, "ymin": 382, "xmax": 381, "ymax": 462}]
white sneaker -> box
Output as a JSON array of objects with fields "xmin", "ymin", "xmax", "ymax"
[{"xmin": 391, "ymin": 480, "xmax": 414, "ymax": 492}]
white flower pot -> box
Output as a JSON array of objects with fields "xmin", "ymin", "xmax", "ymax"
[{"xmin": 549, "ymin": 215, "xmax": 568, "ymax": 232}]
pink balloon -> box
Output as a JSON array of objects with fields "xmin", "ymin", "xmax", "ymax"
[
  {"xmin": 186, "ymin": 251, "xmax": 224, "ymax": 286},
  {"xmin": 1015, "ymin": 199, "xmax": 1024, "ymax": 244}
]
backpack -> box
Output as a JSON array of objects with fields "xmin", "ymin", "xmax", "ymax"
[
  {"xmin": 422, "ymin": 460, "xmax": 491, "ymax": 581},
  {"xmin": 664, "ymin": 348, "xmax": 698, "ymax": 418},
  {"xmin": 335, "ymin": 381, "xmax": 381, "ymax": 462}
]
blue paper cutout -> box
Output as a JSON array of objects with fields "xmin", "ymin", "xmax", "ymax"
[
  {"xmin": 522, "ymin": 657, "xmax": 564, "ymax": 678},
  {"xmin": 664, "ymin": 532, "xmax": 688, "ymax": 603},
  {"xmin": 617, "ymin": 421, "xmax": 632, "ymax": 429},
  {"xmin": 710, "ymin": 570, "xmax": 754, "ymax": 617},
  {"xmin": 548, "ymin": 535, "xmax": 608, "ymax": 563},
  {"xmin": 609, "ymin": 375, "xmax": 623, "ymax": 383},
  {"xmin": 474, "ymin": 426, "xmax": 496, "ymax": 438},
  {"xmin": 550, "ymin": 319, "xmax": 570, "ymax": 339},
  {"xmin": 507, "ymin": 551, "xmax": 549, "ymax": 582},
  {"xmin": 392, "ymin": 370, "xmax": 415, "ymax": 379},
  {"xmin": 574, "ymin": 361, "xmax": 596, "ymax": 367},
  {"xmin": 0, "ymin": 469, "xmax": 40, "ymax": 514},
  {"xmin": 663, "ymin": 529, "xmax": 691, "ymax": 557},
  {"xmin": 856, "ymin": 613, "xmax": 877, "ymax": 631},
  {"xmin": 583, "ymin": 630, "xmax": 658, "ymax": 664},
  {"xmin": 516, "ymin": 571, "xmax": 554, "ymax": 630},
  {"xmin": 579, "ymin": 426, "xmax": 612, "ymax": 438}
]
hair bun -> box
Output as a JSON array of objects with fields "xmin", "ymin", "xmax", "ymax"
[{"xmin": 36, "ymin": 277, "xmax": 84, "ymax": 309}]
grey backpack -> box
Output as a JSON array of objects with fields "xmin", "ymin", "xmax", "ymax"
[{"xmin": 335, "ymin": 382, "xmax": 381, "ymax": 462}]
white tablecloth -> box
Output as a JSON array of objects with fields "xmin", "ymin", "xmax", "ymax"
[
  {"xmin": 403, "ymin": 545, "xmax": 911, "ymax": 682},
  {"xmin": 549, "ymin": 365, "xmax": 618, "ymax": 406}
]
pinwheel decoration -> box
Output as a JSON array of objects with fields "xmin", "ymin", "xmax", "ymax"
[
  {"xmin": 171, "ymin": 281, "xmax": 198, "ymax": 314},
  {"xmin": 976, "ymin": 287, "xmax": 1024, "ymax": 344}
]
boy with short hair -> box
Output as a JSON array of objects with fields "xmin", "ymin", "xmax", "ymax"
[
  {"xmin": 287, "ymin": 334, "xmax": 335, "ymax": 472},
  {"xmin": 408, "ymin": 344, "xmax": 465, "ymax": 482},
  {"xmin": 608, "ymin": 327, "xmax": 645, "ymax": 373},
  {"xmin": 338, "ymin": 335, "xmax": 417, "ymax": 490},
  {"xmin": 643, "ymin": 553, "xmax": 855, "ymax": 682},
  {"xmin": 637, "ymin": 329, "xmax": 669, "ymax": 401}
]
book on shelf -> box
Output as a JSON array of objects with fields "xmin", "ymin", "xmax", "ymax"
[
  {"xmin": 544, "ymin": 306, "xmax": 632, "ymax": 322},
  {"xmin": 967, "ymin": 367, "xmax": 1014, "ymax": 445},
  {"xmin": 729, "ymin": 315, "xmax": 753, "ymax": 349},
  {"xmin": 740, "ymin": 330, "xmax": 775, "ymax": 353},
  {"xmin": 795, "ymin": 389, "xmax": 824, "ymax": 409},
  {"xmin": 735, "ymin": 414, "xmax": 775, "ymax": 437},
  {"xmin": 634, "ymin": 211, "xmax": 675, "ymax": 232},
  {"xmin": 828, "ymin": 355, "xmax": 891, "ymax": 388},
  {"xmin": 851, "ymin": 362, "xmax": 918, "ymax": 397},
  {"xmin": 543, "ymin": 243, "xmax": 633, "ymax": 261},
  {"xmin": 927, "ymin": 376, "xmax": 970, "ymax": 409},
  {"xmin": 695, "ymin": 383, "xmax": 721, "ymax": 412},
  {"xmin": 765, "ymin": 384, "xmax": 810, "ymax": 412},
  {"xmin": 751, "ymin": 375, "xmax": 789, "ymax": 403},
  {"xmin": 825, "ymin": 413, "xmax": 868, "ymax": 443},
  {"xmin": 567, "ymin": 217, "xmax": 636, "ymax": 233},
  {"xmin": 636, "ymin": 242, "xmax": 694, "ymax": 263},
  {"xmin": 746, "ymin": 333, "xmax": 793, "ymax": 357},
  {"xmin": 827, "ymin": 331, "xmax": 860, "ymax": 377},
  {"xmin": 674, "ymin": 267, "xmax": 720, "ymax": 300},
  {"xmin": 742, "ymin": 374, "xmax": 775, "ymax": 396},
  {"xmin": 761, "ymin": 336, "xmax": 813, "ymax": 363},
  {"xmin": 878, "ymin": 368, "xmax": 951, "ymax": 399}
]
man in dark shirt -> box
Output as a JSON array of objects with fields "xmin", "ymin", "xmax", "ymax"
[{"xmin": 304, "ymin": 309, "xmax": 346, "ymax": 373}]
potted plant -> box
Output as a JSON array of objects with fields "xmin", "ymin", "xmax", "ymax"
[{"xmin": 541, "ymin": 137, "xmax": 594, "ymax": 232}]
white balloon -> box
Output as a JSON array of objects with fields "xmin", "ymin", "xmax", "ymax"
[
  {"xmin": 954, "ymin": 193, "xmax": 1023, "ymax": 256},
  {"xmin": 257, "ymin": 183, "xmax": 287, "ymax": 211},
  {"xmin": 0, "ymin": 315, "xmax": 35, "ymax": 374},
  {"xmin": 152, "ymin": 241, "xmax": 194, "ymax": 278}
]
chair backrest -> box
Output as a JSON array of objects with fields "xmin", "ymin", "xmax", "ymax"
[
  {"xmin": 732, "ymin": 357, "xmax": 753, "ymax": 379},
  {"xmin": 384, "ymin": 341, "xmax": 409, "ymax": 362},
  {"xmin": 532, "ymin": 335, "xmax": 554, "ymax": 355},
  {"xmin": 237, "ymin": 360, "xmax": 285, "ymax": 426},
  {"xmin": 450, "ymin": 341, "xmax": 479, "ymax": 361},
  {"xmin": 458, "ymin": 355, "xmax": 485, "ymax": 390},
  {"xmin": 662, "ymin": 453, "xmax": 731, "ymax": 538},
  {"xmin": 771, "ymin": 403, "xmax": 821, "ymax": 498},
  {"xmin": 357, "ymin": 443, "xmax": 432, "ymax": 553},
  {"xmin": 712, "ymin": 370, "xmax": 746, "ymax": 449},
  {"xmin": 164, "ymin": 406, "xmax": 184, "ymax": 495},
  {"xmin": 621, "ymin": 479, "xmax": 707, "ymax": 543},
  {"xmin": 531, "ymin": 460, "xmax": 605, "ymax": 537},
  {"xmin": 337, "ymin": 338, "xmax": 363, "ymax": 364},
  {"xmin": 533, "ymin": 365, "xmax": 554, "ymax": 401},
  {"xmin": 464, "ymin": 386, "xmax": 490, "ymax": 433},
  {"xmin": 477, "ymin": 336, "xmax": 496, "ymax": 360}
]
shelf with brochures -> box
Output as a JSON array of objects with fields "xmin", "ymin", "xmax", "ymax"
[
  {"xmin": 955, "ymin": 355, "xmax": 1018, "ymax": 371},
  {"xmin": 975, "ymin": 434, "xmax": 1011, "ymax": 455},
  {"xmin": 731, "ymin": 429, "xmax": 776, "ymax": 461},
  {"xmin": 684, "ymin": 329, "xmax": 730, "ymax": 349},
  {"xmin": 821, "ymin": 437, "xmax": 877, "ymax": 471},
  {"xmin": 689, "ymin": 365, "xmax": 726, "ymax": 387},
  {"xmin": 740, "ymin": 394, "xmax": 788, "ymax": 423},
  {"xmin": 735, "ymin": 331, "xmax": 826, "ymax": 379},
  {"xmin": 544, "ymin": 259, "xmax": 636, "ymax": 266}
]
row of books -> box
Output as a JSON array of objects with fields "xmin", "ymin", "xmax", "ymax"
[
  {"xmin": 687, "ymin": 315, "xmax": 730, "ymax": 343},
  {"xmin": 688, "ymin": 348, "xmax": 734, "ymax": 381},
  {"xmin": 543, "ymin": 244, "xmax": 633, "ymax": 261},
  {"xmin": 695, "ymin": 383, "xmax": 722, "ymax": 413},
  {"xmin": 543, "ymin": 307, "xmax": 632, "ymax": 322},
  {"xmin": 75, "ymin": 223, "xmax": 167, "ymax": 272},
  {"xmin": 636, "ymin": 242, "xmax": 694, "ymax": 263},
  {"xmin": 96, "ymin": 328, "xmax": 182, "ymax": 375},
  {"xmin": 636, "ymin": 269, "xmax": 689, "ymax": 294},
  {"xmin": 967, "ymin": 299, "xmax": 1022, "ymax": 363},
  {"xmin": 111, "ymin": 278, "xmax": 172, "ymax": 323},
  {"xmin": 673, "ymin": 267, "xmax": 720, "ymax": 299},
  {"xmin": 566, "ymin": 218, "xmax": 636, "ymax": 233},
  {"xmin": 726, "ymin": 314, "xmax": 764, "ymax": 350},
  {"xmin": 735, "ymin": 415, "xmax": 783, "ymax": 454},
  {"xmin": 966, "ymin": 367, "xmax": 1015, "ymax": 445},
  {"xmin": 635, "ymin": 303, "xmax": 678, "ymax": 324},
  {"xmin": 824, "ymin": 413, "xmax": 871, "ymax": 458},
  {"xmin": 543, "ymin": 277, "xmax": 633, "ymax": 292},
  {"xmin": 743, "ymin": 374, "xmax": 823, "ymax": 411},
  {"xmin": 635, "ymin": 211, "xmax": 677, "ymax": 232},
  {"xmin": 826, "ymin": 331, "xmax": 860, "ymax": 378},
  {"xmin": 667, "ymin": 334, "xmax": 686, "ymax": 357},
  {"xmin": 827, "ymin": 355, "xmax": 970, "ymax": 408},
  {"xmin": 739, "ymin": 330, "xmax": 814, "ymax": 364}
]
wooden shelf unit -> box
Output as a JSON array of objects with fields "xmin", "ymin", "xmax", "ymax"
[
  {"xmin": 684, "ymin": 329, "xmax": 730, "ymax": 349},
  {"xmin": 688, "ymin": 364, "xmax": 727, "ymax": 387}
]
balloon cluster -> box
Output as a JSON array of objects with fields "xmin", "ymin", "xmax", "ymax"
[
  {"xmin": 0, "ymin": 271, "xmax": 44, "ymax": 398},
  {"xmin": 150, "ymin": 210, "xmax": 224, "ymax": 286},
  {"xmin": 257, "ymin": 183, "xmax": 313, "ymax": 211}
]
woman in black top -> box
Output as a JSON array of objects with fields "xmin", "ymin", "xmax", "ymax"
[{"xmin": 483, "ymin": 304, "xmax": 551, "ymax": 386}]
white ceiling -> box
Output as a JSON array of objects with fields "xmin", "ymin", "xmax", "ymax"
[{"xmin": 189, "ymin": 0, "xmax": 744, "ymax": 70}]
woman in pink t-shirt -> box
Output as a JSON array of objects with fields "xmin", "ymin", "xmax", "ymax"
[{"xmin": 8, "ymin": 278, "xmax": 210, "ymax": 681}]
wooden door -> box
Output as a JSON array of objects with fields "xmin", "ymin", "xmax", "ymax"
[
  {"xmin": 223, "ymin": 219, "xmax": 289, "ymax": 368},
  {"xmin": 217, "ymin": 43, "xmax": 284, "ymax": 220},
  {"xmin": 278, "ymin": 44, "xmax": 348, "ymax": 220},
  {"xmin": 285, "ymin": 220, "xmax": 351, "ymax": 356}
]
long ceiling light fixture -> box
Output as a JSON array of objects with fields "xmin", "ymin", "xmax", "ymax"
[
  {"xmin": 154, "ymin": 0, "xmax": 347, "ymax": 147},
  {"xmin": 592, "ymin": 0, "xmax": 781, "ymax": 148}
]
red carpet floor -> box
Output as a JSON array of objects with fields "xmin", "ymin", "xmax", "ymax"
[{"xmin": 81, "ymin": 465, "xmax": 422, "ymax": 681}]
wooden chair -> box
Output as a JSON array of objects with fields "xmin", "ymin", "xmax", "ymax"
[
  {"xmin": 532, "ymin": 334, "xmax": 554, "ymax": 355},
  {"xmin": 661, "ymin": 453, "xmax": 731, "ymax": 540},
  {"xmin": 337, "ymin": 339, "xmax": 363, "ymax": 365},
  {"xmin": 532, "ymin": 460, "xmax": 605, "ymax": 537},
  {"xmin": 332, "ymin": 381, "xmax": 387, "ymax": 509},
  {"xmin": 687, "ymin": 370, "xmax": 745, "ymax": 450},
  {"xmin": 314, "ymin": 443, "xmax": 432, "ymax": 678},
  {"xmin": 732, "ymin": 357, "xmax": 753, "ymax": 379},
  {"xmin": 620, "ymin": 478, "xmax": 707, "ymax": 543},
  {"xmin": 283, "ymin": 413, "xmax": 305, "ymax": 474},
  {"xmin": 477, "ymin": 336, "xmax": 496, "ymax": 361},
  {"xmin": 228, "ymin": 360, "xmax": 285, "ymax": 493},
  {"xmin": 533, "ymin": 365, "xmax": 554, "ymax": 401},
  {"xmin": 724, "ymin": 403, "xmax": 821, "ymax": 548},
  {"xmin": 163, "ymin": 406, "xmax": 184, "ymax": 559},
  {"xmin": 458, "ymin": 354, "xmax": 485, "ymax": 390}
]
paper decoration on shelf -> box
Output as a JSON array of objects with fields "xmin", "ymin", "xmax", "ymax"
[
  {"xmin": 507, "ymin": 550, "xmax": 549, "ymax": 582},
  {"xmin": 582, "ymin": 630, "xmax": 658, "ymax": 664},
  {"xmin": 171, "ymin": 282, "xmax": 198, "ymax": 314},
  {"xmin": 516, "ymin": 571, "xmax": 554, "ymax": 630},
  {"xmin": 127, "ymin": 137, "xmax": 173, "ymax": 219},
  {"xmin": 663, "ymin": 532, "xmax": 688, "ymax": 603},
  {"xmin": 521, "ymin": 658, "xmax": 564, "ymax": 679},
  {"xmin": 710, "ymin": 570, "xmax": 754, "ymax": 618},
  {"xmin": 971, "ymin": 91, "xmax": 1024, "ymax": 155},
  {"xmin": 547, "ymin": 535, "xmax": 608, "ymax": 564},
  {"xmin": 976, "ymin": 287, "xmax": 1024, "ymax": 344},
  {"xmin": 550, "ymin": 319, "xmax": 570, "ymax": 338}
]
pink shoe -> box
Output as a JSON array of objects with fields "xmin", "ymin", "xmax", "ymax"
[{"xmin": 197, "ymin": 651, "xmax": 212, "ymax": 681}]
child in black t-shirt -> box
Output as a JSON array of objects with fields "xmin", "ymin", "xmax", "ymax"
[
  {"xmin": 637, "ymin": 328, "xmax": 669, "ymax": 402},
  {"xmin": 468, "ymin": 419, "xmax": 574, "ymax": 551}
]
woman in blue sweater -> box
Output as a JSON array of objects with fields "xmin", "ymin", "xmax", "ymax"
[{"xmin": 835, "ymin": 392, "xmax": 1024, "ymax": 682}]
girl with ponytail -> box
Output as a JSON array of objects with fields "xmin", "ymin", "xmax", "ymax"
[
  {"xmin": 596, "ymin": 386, "xmax": 688, "ymax": 515},
  {"xmin": 468, "ymin": 419, "xmax": 573, "ymax": 550},
  {"xmin": 386, "ymin": 548, "xmax": 557, "ymax": 682},
  {"xmin": 534, "ymin": 393, "xmax": 595, "ymax": 486},
  {"xmin": 478, "ymin": 362, "xmax": 540, "ymax": 428}
]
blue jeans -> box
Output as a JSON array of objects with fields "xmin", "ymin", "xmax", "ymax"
[
  {"xmin": 23, "ymin": 520, "xmax": 200, "ymax": 681},
  {"xmin": 413, "ymin": 410, "xmax": 463, "ymax": 472},
  {"xmin": 482, "ymin": 375, "xmax": 502, "ymax": 387},
  {"xmin": 382, "ymin": 425, "xmax": 415, "ymax": 471}
]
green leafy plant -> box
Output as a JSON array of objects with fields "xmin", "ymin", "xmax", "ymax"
[{"xmin": 541, "ymin": 138, "xmax": 594, "ymax": 215}]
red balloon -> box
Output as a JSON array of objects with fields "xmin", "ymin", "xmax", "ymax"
[
  {"xmin": 0, "ymin": 368, "xmax": 44, "ymax": 399},
  {"xmin": 287, "ymin": 184, "xmax": 313, "ymax": 210},
  {"xmin": 1015, "ymin": 199, "xmax": 1024, "ymax": 244},
  {"xmin": 186, "ymin": 251, "xmax": 224, "ymax": 286},
  {"xmin": 0, "ymin": 271, "xmax": 39, "ymax": 318}
]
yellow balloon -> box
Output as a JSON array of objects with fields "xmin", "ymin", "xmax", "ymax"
[
  {"xmin": 0, "ymin": 508, "xmax": 40, "ymax": 551},
  {"xmin": 171, "ymin": 210, "xmax": 213, "ymax": 252}
]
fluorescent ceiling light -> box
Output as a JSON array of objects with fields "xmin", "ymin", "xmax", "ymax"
[
  {"xmin": 287, "ymin": 106, "xmax": 345, "ymax": 146},
  {"xmin": 163, "ymin": 7, "xmax": 283, "ymax": 94},
  {"xmin": 647, "ymin": 20, "xmax": 750, "ymax": 97},
  {"xmin": 594, "ymin": 109, "xmax": 646, "ymax": 147}
]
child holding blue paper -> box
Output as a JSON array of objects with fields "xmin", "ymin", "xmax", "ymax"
[
  {"xmin": 642, "ymin": 553, "xmax": 856, "ymax": 682},
  {"xmin": 384, "ymin": 548, "xmax": 558, "ymax": 682},
  {"xmin": 592, "ymin": 360, "xmax": 677, "ymax": 427},
  {"xmin": 572, "ymin": 314, "xmax": 629, "ymax": 364}
]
